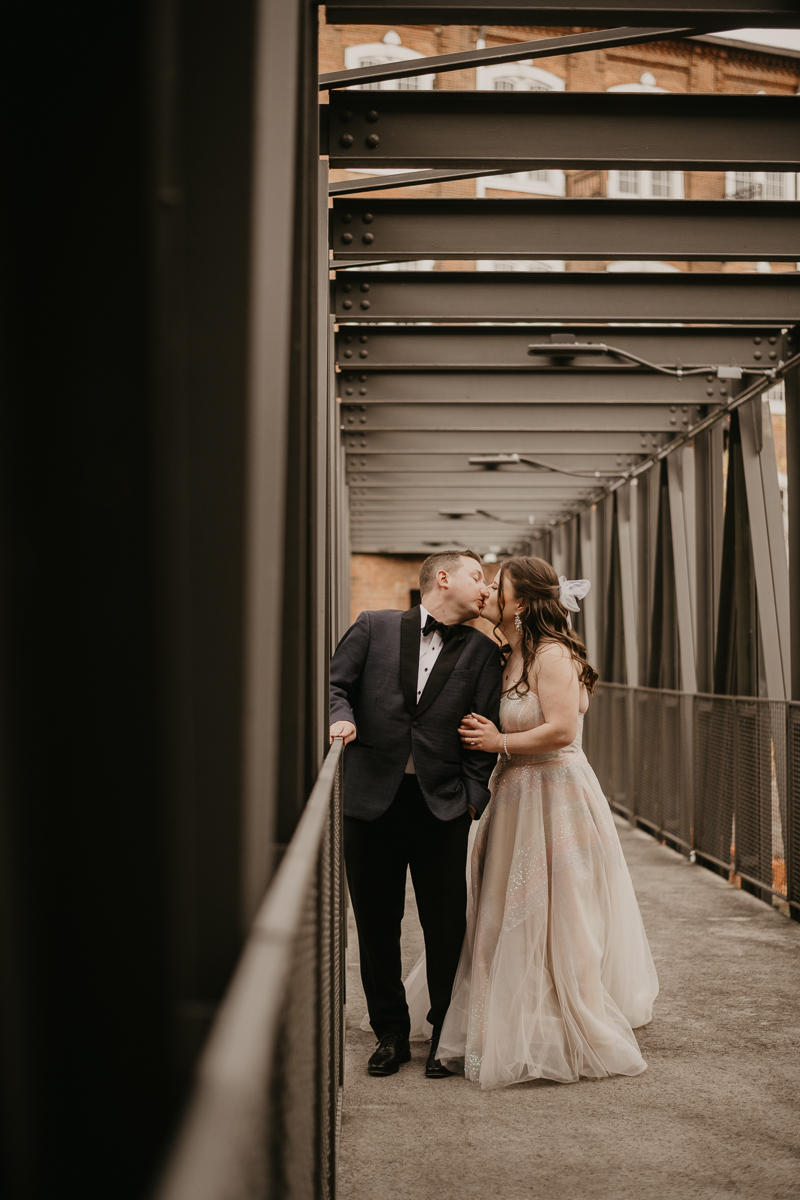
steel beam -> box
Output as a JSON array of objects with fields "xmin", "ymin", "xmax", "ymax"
[
  {"xmin": 346, "ymin": 454, "xmax": 638, "ymax": 473},
  {"xmin": 338, "ymin": 370, "xmax": 721, "ymax": 406},
  {"xmin": 325, "ymin": 3, "xmax": 798, "ymax": 27},
  {"xmin": 341, "ymin": 402, "xmax": 694, "ymax": 432},
  {"xmin": 333, "ymin": 270, "xmax": 800, "ymax": 325},
  {"xmin": 326, "ymin": 92, "xmax": 799, "ymax": 172},
  {"xmin": 667, "ymin": 450, "xmax": 698, "ymax": 692},
  {"xmin": 344, "ymin": 429, "xmax": 654, "ymax": 454},
  {"xmin": 336, "ymin": 324, "xmax": 788, "ymax": 370},
  {"xmin": 786, "ymin": 366, "xmax": 800, "ymax": 700},
  {"xmin": 320, "ymin": 26, "xmax": 698, "ymax": 90},
  {"xmin": 331, "ymin": 199, "xmax": 800, "ymax": 262}
]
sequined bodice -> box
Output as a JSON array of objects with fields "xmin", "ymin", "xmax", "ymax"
[{"xmin": 500, "ymin": 689, "xmax": 584, "ymax": 762}]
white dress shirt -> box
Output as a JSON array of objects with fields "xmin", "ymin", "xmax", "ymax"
[{"xmin": 405, "ymin": 604, "xmax": 445, "ymax": 774}]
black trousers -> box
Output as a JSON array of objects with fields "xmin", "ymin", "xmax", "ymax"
[{"xmin": 344, "ymin": 774, "xmax": 471, "ymax": 1041}]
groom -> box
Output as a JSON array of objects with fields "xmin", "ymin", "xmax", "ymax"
[{"xmin": 330, "ymin": 550, "xmax": 502, "ymax": 1078}]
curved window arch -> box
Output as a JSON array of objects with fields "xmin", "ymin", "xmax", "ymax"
[
  {"xmin": 344, "ymin": 32, "xmax": 434, "ymax": 91},
  {"xmin": 475, "ymin": 61, "xmax": 565, "ymax": 196},
  {"xmin": 606, "ymin": 75, "xmax": 683, "ymax": 199}
]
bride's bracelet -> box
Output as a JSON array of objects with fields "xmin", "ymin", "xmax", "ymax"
[{"xmin": 503, "ymin": 733, "xmax": 511, "ymax": 760}]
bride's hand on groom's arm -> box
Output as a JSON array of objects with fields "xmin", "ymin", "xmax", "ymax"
[
  {"xmin": 458, "ymin": 713, "xmax": 502, "ymax": 753},
  {"xmin": 330, "ymin": 721, "xmax": 357, "ymax": 746}
]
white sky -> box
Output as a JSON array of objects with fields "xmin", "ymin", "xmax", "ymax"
[{"xmin": 718, "ymin": 28, "xmax": 800, "ymax": 52}]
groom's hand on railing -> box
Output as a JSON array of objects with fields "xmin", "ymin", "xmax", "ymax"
[{"xmin": 329, "ymin": 720, "xmax": 357, "ymax": 746}]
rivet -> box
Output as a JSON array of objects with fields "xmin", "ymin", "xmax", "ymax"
[
  {"xmin": 342, "ymin": 299, "xmax": 352, "ymax": 309},
  {"xmin": 366, "ymin": 134, "xmax": 379, "ymax": 148},
  {"xmin": 340, "ymin": 134, "xmax": 354, "ymax": 148},
  {"xmin": 366, "ymin": 110, "xmax": 380, "ymax": 123},
  {"xmin": 753, "ymin": 350, "xmax": 762, "ymax": 359},
  {"xmin": 359, "ymin": 417, "xmax": 367, "ymax": 423},
  {"xmin": 681, "ymin": 406, "xmax": 688, "ymax": 412},
  {"xmin": 706, "ymin": 374, "xmax": 714, "ymax": 383},
  {"xmin": 769, "ymin": 350, "xmax": 777, "ymax": 359},
  {"xmin": 342, "ymin": 283, "xmax": 353, "ymax": 292},
  {"xmin": 363, "ymin": 233, "xmax": 374, "ymax": 244},
  {"xmin": 720, "ymin": 388, "xmax": 727, "ymax": 397},
  {"xmin": 345, "ymin": 387, "xmax": 353, "ymax": 395},
  {"xmin": 344, "ymin": 335, "xmax": 353, "ymax": 343},
  {"xmin": 360, "ymin": 300, "xmax": 371, "ymax": 309},
  {"xmin": 340, "ymin": 110, "xmax": 353, "ymax": 122},
  {"xmin": 670, "ymin": 405, "xmax": 676, "ymax": 412},
  {"xmin": 343, "ymin": 349, "xmax": 353, "ymax": 358},
  {"xmin": 754, "ymin": 336, "xmax": 762, "ymax": 344},
  {"xmin": 359, "ymin": 335, "xmax": 368, "ymax": 343},
  {"xmin": 706, "ymin": 387, "xmax": 714, "ymax": 396},
  {"xmin": 347, "ymin": 416, "xmax": 355, "ymax": 423},
  {"xmin": 341, "ymin": 213, "xmax": 353, "ymax": 223},
  {"xmin": 359, "ymin": 405, "xmax": 366, "ymax": 411},
  {"xmin": 341, "ymin": 232, "xmax": 353, "ymax": 244},
  {"xmin": 363, "ymin": 213, "xmax": 374, "ymax": 224},
  {"xmin": 670, "ymin": 417, "xmax": 677, "ymax": 424},
  {"xmin": 361, "ymin": 282, "xmax": 370, "ymax": 292},
  {"xmin": 359, "ymin": 387, "xmax": 367, "ymax": 395},
  {"xmin": 769, "ymin": 336, "xmax": 777, "ymax": 344},
  {"xmin": 360, "ymin": 374, "xmax": 367, "ymax": 381},
  {"xmin": 359, "ymin": 350, "xmax": 368, "ymax": 358}
]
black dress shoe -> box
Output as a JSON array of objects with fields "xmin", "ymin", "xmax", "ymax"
[
  {"xmin": 425, "ymin": 1032, "xmax": 455, "ymax": 1079},
  {"xmin": 367, "ymin": 1033, "xmax": 411, "ymax": 1076}
]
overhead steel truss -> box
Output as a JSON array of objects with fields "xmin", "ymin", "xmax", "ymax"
[
  {"xmin": 333, "ymin": 271, "xmax": 800, "ymax": 325},
  {"xmin": 325, "ymin": 92, "xmax": 799, "ymax": 173},
  {"xmin": 330, "ymin": 198, "xmax": 800, "ymax": 262}
]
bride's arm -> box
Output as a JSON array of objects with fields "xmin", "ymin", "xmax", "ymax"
[{"xmin": 459, "ymin": 644, "xmax": 579, "ymax": 755}]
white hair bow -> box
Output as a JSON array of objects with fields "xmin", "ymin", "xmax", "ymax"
[{"xmin": 558, "ymin": 575, "xmax": 591, "ymax": 628}]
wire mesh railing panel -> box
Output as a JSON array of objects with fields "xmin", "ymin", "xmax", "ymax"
[
  {"xmin": 788, "ymin": 705, "xmax": 800, "ymax": 912},
  {"xmin": 693, "ymin": 695, "xmax": 735, "ymax": 869},
  {"xmin": 634, "ymin": 689, "xmax": 662, "ymax": 830},
  {"xmin": 608, "ymin": 686, "xmax": 632, "ymax": 814},
  {"xmin": 734, "ymin": 700, "xmax": 788, "ymax": 897},
  {"xmin": 660, "ymin": 693, "xmax": 682, "ymax": 840}
]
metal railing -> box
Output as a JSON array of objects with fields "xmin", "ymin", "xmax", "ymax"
[
  {"xmin": 155, "ymin": 740, "xmax": 345, "ymax": 1200},
  {"xmin": 584, "ymin": 683, "xmax": 799, "ymax": 915}
]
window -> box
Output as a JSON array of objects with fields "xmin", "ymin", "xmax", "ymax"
[
  {"xmin": 724, "ymin": 171, "xmax": 796, "ymax": 200},
  {"xmin": 476, "ymin": 260, "xmax": 566, "ymax": 272},
  {"xmin": 344, "ymin": 31, "xmax": 434, "ymax": 91},
  {"xmin": 357, "ymin": 259, "xmax": 436, "ymax": 273},
  {"xmin": 606, "ymin": 77, "xmax": 683, "ymax": 201},
  {"xmin": 605, "ymin": 261, "xmax": 683, "ymax": 273},
  {"xmin": 475, "ymin": 60, "xmax": 566, "ymax": 196},
  {"xmin": 476, "ymin": 61, "xmax": 565, "ymax": 93},
  {"xmin": 607, "ymin": 170, "xmax": 684, "ymax": 199}
]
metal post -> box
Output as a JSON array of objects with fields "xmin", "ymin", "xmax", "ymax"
[
  {"xmin": 785, "ymin": 365, "xmax": 800, "ymax": 701},
  {"xmin": 617, "ymin": 482, "xmax": 640, "ymax": 687},
  {"xmin": 739, "ymin": 394, "xmax": 789, "ymax": 699},
  {"xmin": 667, "ymin": 451, "xmax": 698, "ymax": 693}
]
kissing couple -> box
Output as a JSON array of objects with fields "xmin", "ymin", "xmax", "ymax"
[{"xmin": 330, "ymin": 550, "xmax": 658, "ymax": 1089}]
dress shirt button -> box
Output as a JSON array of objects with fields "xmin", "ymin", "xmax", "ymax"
[{"xmin": 412, "ymin": 720, "xmax": 419, "ymax": 728}]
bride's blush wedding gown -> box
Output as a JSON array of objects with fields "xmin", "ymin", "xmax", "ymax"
[{"xmin": 402, "ymin": 688, "xmax": 659, "ymax": 1090}]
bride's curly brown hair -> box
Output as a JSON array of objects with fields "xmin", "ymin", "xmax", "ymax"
[{"xmin": 495, "ymin": 555, "xmax": 599, "ymax": 695}]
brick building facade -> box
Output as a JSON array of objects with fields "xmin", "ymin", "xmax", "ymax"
[{"xmin": 323, "ymin": 17, "xmax": 798, "ymax": 621}]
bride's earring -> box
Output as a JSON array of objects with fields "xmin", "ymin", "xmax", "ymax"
[{"xmin": 514, "ymin": 612, "xmax": 523, "ymax": 634}]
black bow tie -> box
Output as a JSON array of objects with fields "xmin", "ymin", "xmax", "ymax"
[{"xmin": 422, "ymin": 614, "xmax": 456, "ymax": 640}]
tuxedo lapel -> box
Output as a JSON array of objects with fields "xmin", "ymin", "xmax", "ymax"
[
  {"xmin": 400, "ymin": 606, "xmax": 421, "ymax": 715},
  {"xmin": 415, "ymin": 627, "xmax": 467, "ymax": 719}
]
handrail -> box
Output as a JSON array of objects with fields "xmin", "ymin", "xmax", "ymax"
[{"xmin": 154, "ymin": 738, "xmax": 344, "ymax": 1200}]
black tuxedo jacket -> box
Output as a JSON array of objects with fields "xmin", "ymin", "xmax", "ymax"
[{"xmin": 330, "ymin": 606, "xmax": 503, "ymax": 821}]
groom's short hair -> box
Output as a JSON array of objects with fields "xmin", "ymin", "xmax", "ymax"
[{"xmin": 419, "ymin": 549, "xmax": 482, "ymax": 598}]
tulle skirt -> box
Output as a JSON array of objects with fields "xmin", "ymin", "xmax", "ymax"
[{"xmin": 402, "ymin": 747, "xmax": 659, "ymax": 1090}]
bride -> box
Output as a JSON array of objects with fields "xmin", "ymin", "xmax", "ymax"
[{"xmin": 404, "ymin": 554, "xmax": 658, "ymax": 1089}]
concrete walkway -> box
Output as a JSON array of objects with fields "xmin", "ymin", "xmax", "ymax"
[{"xmin": 339, "ymin": 817, "xmax": 800, "ymax": 1200}]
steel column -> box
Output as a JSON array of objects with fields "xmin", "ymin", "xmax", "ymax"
[
  {"xmin": 694, "ymin": 421, "xmax": 725, "ymax": 693},
  {"xmin": 667, "ymin": 450, "xmax": 698, "ymax": 693},
  {"xmin": 617, "ymin": 484, "xmax": 640, "ymax": 687},
  {"xmin": 786, "ymin": 366, "xmax": 800, "ymax": 701},
  {"xmin": 739, "ymin": 395, "xmax": 791, "ymax": 698}
]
